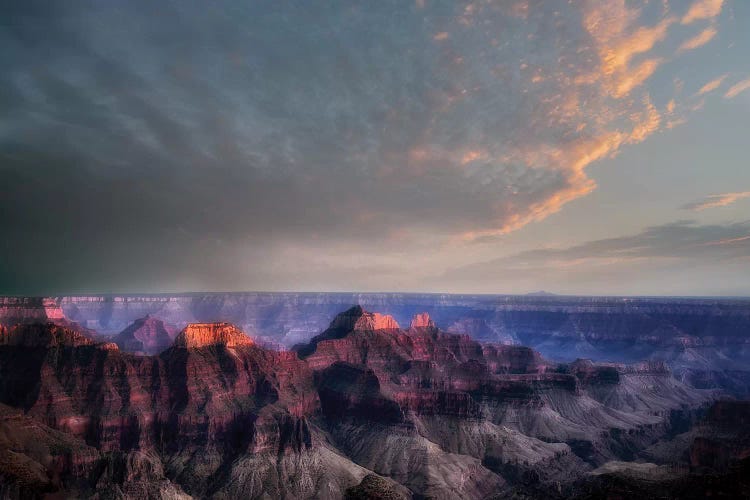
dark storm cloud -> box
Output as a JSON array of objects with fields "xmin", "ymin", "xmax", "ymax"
[{"xmin": 0, "ymin": 0, "xmax": 732, "ymax": 292}]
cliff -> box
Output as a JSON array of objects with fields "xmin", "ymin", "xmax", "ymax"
[{"xmin": 173, "ymin": 322, "xmax": 253, "ymax": 349}]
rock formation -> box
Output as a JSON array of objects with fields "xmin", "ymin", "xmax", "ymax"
[
  {"xmin": 173, "ymin": 322, "xmax": 254, "ymax": 348},
  {"xmin": 0, "ymin": 322, "xmax": 98, "ymax": 348},
  {"xmin": 4, "ymin": 294, "xmax": 749, "ymax": 396},
  {"xmin": 0, "ymin": 307, "xmax": 729, "ymax": 499},
  {"xmin": 409, "ymin": 312, "xmax": 436, "ymax": 331},
  {"xmin": 114, "ymin": 315, "xmax": 175, "ymax": 355},
  {"xmin": 329, "ymin": 305, "xmax": 400, "ymax": 332}
]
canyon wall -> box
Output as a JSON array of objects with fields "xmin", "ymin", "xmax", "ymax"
[{"xmin": 2, "ymin": 294, "xmax": 748, "ymax": 382}]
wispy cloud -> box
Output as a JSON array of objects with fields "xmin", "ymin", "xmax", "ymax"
[
  {"xmin": 681, "ymin": 0, "xmax": 724, "ymax": 25},
  {"xmin": 724, "ymin": 78, "xmax": 750, "ymax": 99},
  {"xmin": 682, "ymin": 192, "xmax": 750, "ymax": 210},
  {"xmin": 679, "ymin": 26, "xmax": 717, "ymax": 52},
  {"xmin": 697, "ymin": 74, "xmax": 728, "ymax": 95},
  {"xmin": 0, "ymin": 0, "xmax": 738, "ymax": 292},
  {"xmin": 436, "ymin": 221, "xmax": 750, "ymax": 295}
]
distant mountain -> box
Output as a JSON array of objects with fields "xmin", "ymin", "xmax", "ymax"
[
  {"xmin": 525, "ymin": 290, "xmax": 558, "ymax": 296},
  {"xmin": 114, "ymin": 315, "xmax": 175, "ymax": 355}
]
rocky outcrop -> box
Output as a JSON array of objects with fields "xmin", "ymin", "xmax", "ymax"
[
  {"xmin": 5, "ymin": 294, "xmax": 749, "ymax": 396},
  {"xmin": 0, "ymin": 309, "xmax": 721, "ymax": 499},
  {"xmin": 570, "ymin": 400, "xmax": 750, "ymax": 499},
  {"xmin": 330, "ymin": 305, "xmax": 400, "ymax": 332},
  {"xmin": 115, "ymin": 315, "xmax": 175, "ymax": 355},
  {"xmin": 173, "ymin": 322, "xmax": 253, "ymax": 349},
  {"xmin": 0, "ymin": 323, "xmax": 97, "ymax": 348},
  {"xmin": 409, "ymin": 312, "xmax": 436, "ymax": 331},
  {"xmin": 0, "ymin": 298, "xmax": 65, "ymax": 326}
]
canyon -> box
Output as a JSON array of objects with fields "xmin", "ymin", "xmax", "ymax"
[
  {"xmin": 2, "ymin": 293, "xmax": 749, "ymax": 394},
  {"xmin": 0, "ymin": 300, "xmax": 747, "ymax": 498}
]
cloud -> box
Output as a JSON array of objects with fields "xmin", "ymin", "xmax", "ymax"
[
  {"xmin": 724, "ymin": 78, "xmax": 750, "ymax": 99},
  {"xmin": 697, "ymin": 74, "xmax": 728, "ymax": 95},
  {"xmin": 681, "ymin": 0, "xmax": 724, "ymax": 25},
  {"xmin": 0, "ymin": 0, "xmax": 736, "ymax": 292},
  {"xmin": 678, "ymin": 26, "xmax": 717, "ymax": 52},
  {"xmin": 682, "ymin": 192, "xmax": 750, "ymax": 210},
  {"xmin": 436, "ymin": 221, "xmax": 750, "ymax": 295}
]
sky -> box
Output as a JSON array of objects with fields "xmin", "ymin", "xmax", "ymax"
[{"xmin": 1, "ymin": 0, "xmax": 749, "ymax": 296}]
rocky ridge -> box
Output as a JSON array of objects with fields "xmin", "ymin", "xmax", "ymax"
[
  {"xmin": 3, "ymin": 293, "xmax": 749, "ymax": 396},
  {"xmin": 0, "ymin": 307, "xmax": 724, "ymax": 499}
]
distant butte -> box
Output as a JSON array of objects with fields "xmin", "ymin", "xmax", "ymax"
[
  {"xmin": 172, "ymin": 322, "xmax": 254, "ymax": 349},
  {"xmin": 115, "ymin": 315, "xmax": 175, "ymax": 355},
  {"xmin": 329, "ymin": 305, "xmax": 400, "ymax": 332},
  {"xmin": 409, "ymin": 312, "xmax": 436, "ymax": 330}
]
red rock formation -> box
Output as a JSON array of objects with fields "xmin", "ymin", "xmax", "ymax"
[
  {"xmin": 0, "ymin": 297, "xmax": 65, "ymax": 326},
  {"xmin": 330, "ymin": 305, "xmax": 399, "ymax": 332},
  {"xmin": 0, "ymin": 311, "xmax": 716, "ymax": 499},
  {"xmin": 0, "ymin": 323, "xmax": 97, "ymax": 348},
  {"xmin": 409, "ymin": 312, "xmax": 436, "ymax": 330},
  {"xmin": 115, "ymin": 315, "xmax": 175, "ymax": 355},
  {"xmin": 173, "ymin": 322, "xmax": 254, "ymax": 348}
]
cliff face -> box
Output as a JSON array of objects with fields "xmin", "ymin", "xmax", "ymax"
[
  {"xmin": 0, "ymin": 322, "xmax": 99, "ymax": 348},
  {"xmin": 173, "ymin": 322, "xmax": 253, "ymax": 349},
  {"xmin": 0, "ymin": 297, "xmax": 65, "ymax": 326},
  {"xmin": 571, "ymin": 400, "xmax": 750, "ymax": 499},
  {"xmin": 0, "ymin": 309, "xmax": 722, "ymax": 499},
  {"xmin": 0, "ymin": 321, "xmax": 336, "ymax": 498},
  {"xmin": 329, "ymin": 305, "xmax": 400, "ymax": 332},
  {"xmin": 409, "ymin": 312, "xmax": 436, "ymax": 331}
]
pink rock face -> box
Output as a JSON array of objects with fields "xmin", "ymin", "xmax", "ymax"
[
  {"xmin": 173, "ymin": 322, "xmax": 254, "ymax": 348},
  {"xmin": 409, "ymin": 312, "xmax": 436, "ymax": 330},
  {"xmin": 330, "ymin": 305, "xmax": 400, "ymax": 331}
]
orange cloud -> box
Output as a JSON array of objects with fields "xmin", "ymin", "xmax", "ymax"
[
  {"xmin": 678, "ymin": 26, "xmax": 718, "ymax": 52},
  {"xmin": 683, "ymin": 191, "xmax": 750, "ymax": 210},
  {"xmin": 697, "ymin": 74, "xmax": 727, "ymax": 95},
  {"xmin": 628, "ymin": 95, "xmax": 661, "ymax": 143},
  {"xmin": 724, "ymin": 78, "xmax": 750, "ymax": 99},
  {"xmin": 433, "ymin": 32, "xmax": 449, "ymax": 41},
  {"xmin": 440, "ymin": 0, "xmax": 728, "ymax": 241},
  {"xmin": 459, "ymin": 150, "xmax": 487, "ymax": 165},
  {"xmin": 614, "ymin": 58, "xmax": 663, "ymax": 98},
  {"xmin": 681, "ymin": 0, "xmax": 724, "ymax": 24}
]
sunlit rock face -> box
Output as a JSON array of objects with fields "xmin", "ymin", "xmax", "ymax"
[
  {"xmin": 330, "ymin": 305, "xmax": 400, "ymax": 332},
  {"xmin": 409, "ymin": 312, "xmax": 436, "ymax": 331},
  {"xmin": 173, "ymin": 322, "xmax": 254, "ymax": 349}
]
